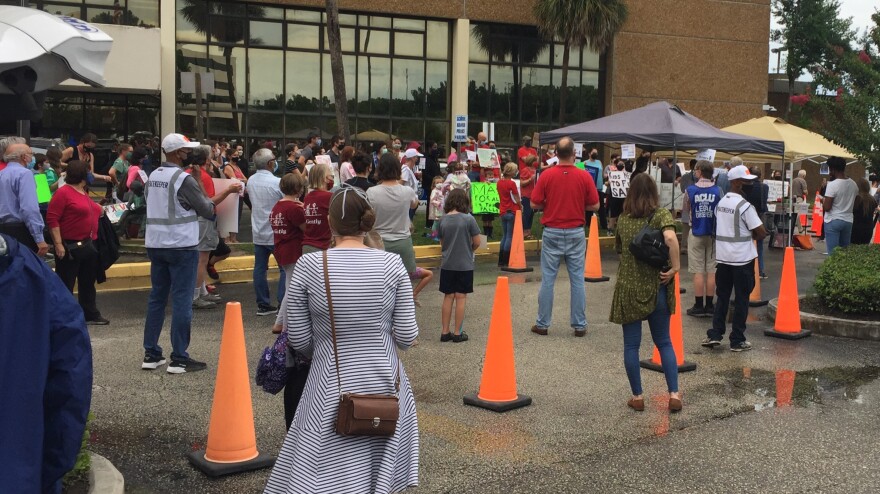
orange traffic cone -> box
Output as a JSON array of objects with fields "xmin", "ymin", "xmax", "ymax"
[
  {"xmin": 775, "ymin": 369, "xmax": 796, "ymax": 408},
  {"xmin": 464, "ymin": 277, "xmax": 532, "ymax": 412},
  {"xmin": 811, "ymin": 193, "xmax": 823, "ymax": 237},
  {"xmin": 501, "ymin": 210, "xmax": 533, "ymax": 273},
  {"xmin": 640, "ymin": 273, "xmax": 697, "ymax": 373},
  {"xmin": 584, "ymin": 219, "xmax": 609, "ymax": 282},
  {"xmin": 188, "ymin": 302, "xmax": 275, "ymax": 476},
  {"xmin": 764, "ymin": 247, "xmax": 811, "ymax": 340},
  {"xmin": 749, "ymin": 242, "xmax": 768, "ymax": 307},
  {"xmin": 873, "ymin": 222, "xmax": 880, "ymax": 244}
]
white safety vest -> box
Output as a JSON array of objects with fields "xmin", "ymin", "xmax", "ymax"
[
  {"xmin": 714, "ymin": 192, "xmax": 760, "ymax": 266},
  {"xmin": 144, "ymin": 166, "xmax": 199, "ymax": 249}
]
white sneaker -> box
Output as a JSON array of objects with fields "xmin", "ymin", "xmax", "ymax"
[{"xmin": 192, "ymin": 298, "xmax": 216, "ymax": 310}]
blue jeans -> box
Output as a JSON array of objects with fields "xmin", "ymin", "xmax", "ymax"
[
  {"xmin": 537, "ymin": 227, "xmax": 587, "ymax": 330},
  {"xmin": 254, "ymin": 243, "xmax": 285, "ymax": 308},
  {"xmin": 622, "ymin": 284, "xmax": 678, "ymax": 395},
  {"xmin": 143, "ymin": 248, "xmax": 199, "ymax": 360},
  {"xmin": 824, "ymin": 219, "xmax": 853, "ymax": 255},
  {"xmin": 500, "ymin": 211, "xmax": 515, "ymax": 252},
  {"xmin": 521, "ymin": 197, "xmax": 534, "ymax": 231},
  {"xmin": 467, "ymin": 171, "xmax": 481, "ymax": 182}
]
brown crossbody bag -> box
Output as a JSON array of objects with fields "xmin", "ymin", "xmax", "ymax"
[{"xmin": 323, "ymin": 250, "xmax": 400, "ymax": 437}]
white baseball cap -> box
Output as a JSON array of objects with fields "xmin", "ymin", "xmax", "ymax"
[
  {"xmin": 727, "ymin": 164, "xmax": 757, "ymax": 181},
  {"xmin": 403, "ymin": 148, "xmax": 423, "ymax": 160},
  {"xmin": 161, "ymin": 133, "xmax": 200, "ymax": 153}
]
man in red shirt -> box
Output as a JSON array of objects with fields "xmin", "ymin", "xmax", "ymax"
[
  {"xmin": 517, "ymin": 135, "xmax": 538, "ymax": 169},
  {"xmin": 530, "ymin": 137, "xmax": 599, "ymax": 337}
]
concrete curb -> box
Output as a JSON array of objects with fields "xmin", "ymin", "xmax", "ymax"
[
  {"xmin": 88, "ymin": 452, "xmax": 124, "ymax": 494},
  {"xmin": 768, "ymin": 296, "xmax": 880, "ymax": 341}
]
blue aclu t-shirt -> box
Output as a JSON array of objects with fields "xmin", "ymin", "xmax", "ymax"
[{"xmin": 687, "ymin": 183, "xmax": 722, "ymax": 236}]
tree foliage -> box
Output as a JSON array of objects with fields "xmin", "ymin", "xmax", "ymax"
[
  {"xmin": 808, "ymin": 12, "xmax": 880, "ymax": 172},
  {"xmin": 771, "ymin": 0, "xmax": 854, "ymax": 117},
  {"xmin": 533, "ymin": 0, "xmax": 627, "ymax": 125}
]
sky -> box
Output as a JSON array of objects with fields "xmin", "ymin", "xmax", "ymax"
[{"xmin": 769, "ymin": 0, "xmax": 878, "ymax": 74}]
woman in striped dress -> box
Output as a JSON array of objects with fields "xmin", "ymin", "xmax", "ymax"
[{"xmin": 265, "ymin": 184, "xmax": 420, "ymax": 494}]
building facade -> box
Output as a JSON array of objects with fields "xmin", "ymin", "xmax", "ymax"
[{"xmin": 1, "ymin": 0, "xmax": 772, "ymax": 150}]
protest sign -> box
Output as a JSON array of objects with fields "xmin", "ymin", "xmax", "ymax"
[
  {"xmin": 418, "ymin": 157, "xmax": 426, "ymax": 170},
  {"xmin": 212, "ymin": 178, "xmax": 240, "ymax": 236},
  {"xmin": 659, "ymin": 183, "xmax": 685, "ymax": 210},
  {"xmin": 471, "ymin": 181, "xmax": 499, "ymax": 215},
  {"xmin": 545, "ymin": 156, "xmax": 559, "ymax": 166},
  {"xmin": 477, "ymin": 148, "xmax": 500, "ymax": 168},
  {"xmin": 34, "ymin": 174, "xmax": 51, "ymax": 203},
  {"xmin": 315, "ymin": 154, "xmax": 332, "ymax": 167},
  {"xmin": 574, "ymin": 143, "xmax": 584, "ymax": 158},
  {"xmin": 765, "ymin": 180, "xmax": 790, "ymax": 204},
  {"xmin": 103, "ymin": 203, "xmax": 128, "ymax": 224},
  {"xmin": 608, "ymin": 170, "xmax": 630, "ymax": 198},
  {"xmin": 453, "ymin": 114, "xmax": 468, "ymax": 142},
  {"xmin": 466, "ymin": 150, "xmax": 477, "ymax": 162},
  {"xmin": 621, "ymin": 143, "xmax": 636, "ymax": 160},
  {"xmin": 696, "ymin": 149, "xmax": 717, "ymax": 162}
]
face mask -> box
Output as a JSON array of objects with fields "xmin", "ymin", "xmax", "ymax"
[
  {"xmin": 381, "ymin": 148, "xmax": 388, "ymax": 155},
  {"xmin": 26, "ymin": 156, "xmax": 36, "ymax": 170},
  {"xmin": 273, "ymin": 161, "xmax": 279, "ymax": 174},
  {"xmin": 480, "ymin": 140, "xmax": 488, "ymax": 145},
  {"xmin": 181, "ymin": 151, "xmax": 196, "ymax": 166},
  {"xmin": 327, "ymin": 179, "xmax": 334, "ymax": 189},
  {"xmin": 125, "ymin": 152, "xmax": 133, "ymax": 161},
  {"xmin": 316, "ymin": 138, "xmax": 323, "ymax": 147},
  {"xmin": 393, "ymin": 143, "xmax": 401, "ymax": 150}
]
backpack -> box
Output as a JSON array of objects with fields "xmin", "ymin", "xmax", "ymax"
[{"xmin": 629, "ymin": 210, "xmax": 670, "ymax": 269}]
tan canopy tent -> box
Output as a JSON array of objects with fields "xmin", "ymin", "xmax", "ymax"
[
  {"xmin": 659, "ymin": 117, "xmax": 855, "ymax": 163},
  {"xmin": 354, "ymin": 129, "xmax": 392, "ymax": 142}
]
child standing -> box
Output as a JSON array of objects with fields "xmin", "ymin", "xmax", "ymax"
[
  {"xmin": 428, "ymin": 175, "xmax": 445, "ymax": 240},
  {"xmin": 271, "ymin": 173, "xmax": 307, "ymax": 291},
  {"xmin": 436, "ymin": 188, "xmax": 481, "ymax": 343},
  {"xmin": 496, "ymin": 162, "xmax": 521, "ymax": 267}
]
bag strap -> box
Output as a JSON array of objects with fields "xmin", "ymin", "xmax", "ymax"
[{"xmin": 323, "ymin": 250, "xmax": 400, "ymax": 400}]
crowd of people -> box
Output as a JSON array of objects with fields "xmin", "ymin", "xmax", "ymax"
[{"xmin": 3, "ymin": 125, "xmax": 880, "ymax": 493}]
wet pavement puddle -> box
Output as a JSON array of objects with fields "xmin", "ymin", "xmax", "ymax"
[{"xmin": 712, "ymin": 365, "xmax": 880, "ymax": 411}]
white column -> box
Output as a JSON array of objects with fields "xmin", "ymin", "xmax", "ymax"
[
  {"xmin": 450, "ymin": 18, "xmax": 470, "ymax": 138},
  {"xmin": 159, "ymin": 0, "xmax": 176, "ymax": 139}
]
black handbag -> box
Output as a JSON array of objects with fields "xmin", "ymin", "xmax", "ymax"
[{"xmin": 629, "ymin": 210, "xmax": 670, "ymax": 269}]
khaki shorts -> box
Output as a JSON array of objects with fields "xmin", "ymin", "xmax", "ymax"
[
  {"xmin": 197, "ymin": 217, "xmax": 219, "ymax": 252},
  {"xmin": 687, "ymin": 232, "xmax": 716, "ymax": 274}
]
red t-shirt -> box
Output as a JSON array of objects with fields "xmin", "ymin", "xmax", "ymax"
[
  {"xmin": 519, "ymin": 166, "xmax": 536, "ymax": 198},
  {"xmin": 517, "ymin": 146, "xmax": 537, "ymax": 169},
  {"xmin": 271, "ymin": 200, "xmax": 305, "ymax": 266},
  {"xmin": 531, "ymin": 163, "xmax": 599, "ymax": 229},
  {"xmin": 497, "ymin": 179, "xmax": 521, "ymax": 213},
  {"xmin": 46, "ymin": 184, "xmax": 102, "ymax": 241},
  {"xmin": 302, "ymin": 189, "xmax": 332, "ymax": 249}
]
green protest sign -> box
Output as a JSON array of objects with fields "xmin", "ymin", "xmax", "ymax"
[
  {"xmin": 471, "ymin": 181, "xmax": 499, "ymax": 215},
  {"xmin": 34, "ymin": 173, "xmax": 51, "ymax": 203}
]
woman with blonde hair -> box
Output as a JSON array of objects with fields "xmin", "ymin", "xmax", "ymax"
[
  {"xmin": 302, "ymin": 161, "xmax": 334, "ymax": 253},
  {"xmin": 609, "ymin": 173, "xmax": 683, "ymax": 412}
]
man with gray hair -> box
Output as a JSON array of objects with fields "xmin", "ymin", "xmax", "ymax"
[
  {"xmin": 0, "ymin": 136, "xmax": 27, "ymax": 171},
  {"xmin": 714, "ymin": 157, "xmax": 738, "ymax": 195},
  {"xmin": 0, "ymin": 141, "xmax": 48, "ymax": 255},
  {"xmin": 247, "ymin": 148, "xmax": 285, "ymax": 316}
]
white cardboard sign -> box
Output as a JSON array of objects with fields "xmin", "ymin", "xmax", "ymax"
[{"xmin": 621, "ymin": 143, "xmax": 636, "ymax": 160}]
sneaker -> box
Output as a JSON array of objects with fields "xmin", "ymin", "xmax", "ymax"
[
  {"xmin": 452, "ymin": 331, "xmax": 469, "ymax": 343},
  {"xmin": 686, "ymin": 305, "xmax": 707, "ymax": 317},
  {"xmin": 440, "ymin": 333, "xmax": 453, "ymax": 342},
  {"xmin": 573, "ymin": 328, "xmax": 586, "ymax": 337},
  {"xmin": 206, "ymin": 264, "xmax": 220, "ymax": 280},
  {"xmin": 257, "ymin": 304, "xmax": 278, "ymax": 316},
  {"xmin": 142, "ymin": 354, "xmax": 167, "ymax": 370},
  {"xmin": 192, "ymin": 298, "xmax": 216, "ymax": 310},
  {"xmin": 167, "ymin": 357, "xmax": 207, "ymax": 374},
  {"xmin": 730, "ymin": 341, "xmax": 753, "ymax": 352},
  {"xmin": 86, "ymin": 316, "xmax": 110, "ymax": 325},
  {"xmin": 701, "ymin": 337, "xmax": 722, "ymax": 348},
  {"xmin": 201, "ymin": 293, "xmax": 222, "ymax": 302},
  {"xmin": 760, "ymin": 273, "xmax": 768, "ymax": 280}
]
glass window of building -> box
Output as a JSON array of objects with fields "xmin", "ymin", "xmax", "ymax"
[
  {"xmin": 175, "ymin": 1, "xmax": 452, "ymax": 150},
  {"xmin": 18, "ymin": 0, "xmax": 160, "ymax": 27},
  {"xmin": 469, "ymin": 22, "xmax": 603, "ymax": 147}
]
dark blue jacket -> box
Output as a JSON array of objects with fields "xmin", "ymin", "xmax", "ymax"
[{"xmin": 0, "ymin": 234, "xmax": 93, "ymax": 494}]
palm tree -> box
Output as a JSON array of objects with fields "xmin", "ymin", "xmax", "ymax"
[
  {"xmin": 179, "ymin": 1, "xmax": 266, "ymax": 133},
  {"xmin": 472, "ymin": 24, "xmax": 547, "ymax": 134},
  {"xmin": 325, "ymin": 0, "xmax": 350, "ymax": 141},
  {"xmin": 533, "ymin": 0, "xmax": 628, "ymax": 125}
]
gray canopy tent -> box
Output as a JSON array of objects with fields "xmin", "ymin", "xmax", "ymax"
[
  {"xmin": 539, "ymin": 101, "xmax": 799, "ymax": 245},
  {"xmin": 538, "ymin": 101, "xmax": 785, "ymax": 155}
]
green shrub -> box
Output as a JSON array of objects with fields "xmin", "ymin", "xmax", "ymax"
[
  {"xmin": 63, "ymin": 412, "xmax": 93, "ymax": 487},
  {"xmin": 813, "ymin": 244, "xmax": 880, "ymax": 314}
]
